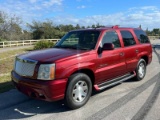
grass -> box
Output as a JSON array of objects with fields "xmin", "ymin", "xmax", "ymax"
[{"xmin": 0, "ymin": 47, "xmax": 33, "ymax": 93}]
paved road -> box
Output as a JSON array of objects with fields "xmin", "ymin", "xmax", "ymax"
[
  {"xmin": 0, "ymin": 46, "xmax": 33, "ymax": 53},
  {"xmin": 0, "ymin": 41, "xmax": 160, "ymax": 120}
]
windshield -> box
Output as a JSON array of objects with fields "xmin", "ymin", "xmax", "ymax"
[{"xmin": 54, "ymin": 30, "xmax": 100, "ymax": 50}]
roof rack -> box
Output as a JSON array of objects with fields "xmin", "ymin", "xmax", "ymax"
[
  {"xmin": 99, "ymin": 25, "xmax": 119, "ymax": 29},
  {"xmin": 112, "ymin": 25, "xmax": 119, "ymax": 28}
]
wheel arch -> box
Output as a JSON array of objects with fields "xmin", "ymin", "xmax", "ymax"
[
  {"xmin": 141, "ymin": 55, "xmax": 148, "ymax": 65},
  {"xmin": 69, "ymin": 69, "xmax": 95, "ymax": 86}
]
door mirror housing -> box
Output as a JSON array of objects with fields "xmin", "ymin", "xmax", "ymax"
[{"xmin": 103, "ymin": 43, "xmax": 114, "ymax": 50}]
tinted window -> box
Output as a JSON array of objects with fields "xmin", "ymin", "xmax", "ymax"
[
  {"xmin": 134, "ymin": 29, "xmax": 150, "ymax": 43},
  {"xmin": 120, "ymin": 31, "xmax": 136, "ymax": 47},
  {"xmin": 55, "ymin": 31, "xmax": 100, "ymax": 50},
  {"xmin": 102, "ymin": 31, "xmax": 121, "ymax": 48}
]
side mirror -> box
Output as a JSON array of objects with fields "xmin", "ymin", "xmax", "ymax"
[{"xmin": 103, "ymin": 43, "xmax": 114, "ymax": 50}]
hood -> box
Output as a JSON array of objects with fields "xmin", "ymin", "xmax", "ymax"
[{"xmin": 18, "ymin": 48, "xmax": 88, "ymax": 63}]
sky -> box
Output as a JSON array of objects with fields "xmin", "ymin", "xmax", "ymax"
[{"xmin": 0, "ymin": 0, "xmax": 160, "ymax": 30}]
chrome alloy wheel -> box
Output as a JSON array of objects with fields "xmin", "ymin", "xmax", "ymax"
[
  {"xmin": 72, "ymin": 81, "xmax": 88, "ymax": 102},
  {"xmin": 138, "ymin": 62, "xmax": 145, "ymax": 78}
]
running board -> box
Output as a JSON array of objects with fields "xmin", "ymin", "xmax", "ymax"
[{"xmin": 95, "ymin": 72, "xmax": 136, "ymax": 91}]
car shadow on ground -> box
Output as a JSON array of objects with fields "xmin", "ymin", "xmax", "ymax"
[
  {"xmin": 1, "ymin": 94, "xmax": 71, "ymax": 119},
  {"xmin": 0, "ymin": 81, "xmax": 14, "ymax": 93}
]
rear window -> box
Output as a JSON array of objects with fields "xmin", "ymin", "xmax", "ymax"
[
  {"xmin": 134, "ymin": 29, "xmax": 150, "ymax": 43},
  {"xmin": 120, "ymin": 30, "xmax": 136, "ymax": 47}
]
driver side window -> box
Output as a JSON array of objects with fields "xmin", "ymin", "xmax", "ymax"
[{"xmin": 101, "ymin": 31, "xmax": 121, "ymax": 48}]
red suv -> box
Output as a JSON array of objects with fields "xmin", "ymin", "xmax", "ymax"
[{"xmin": 12, "ymin": 26, "xmax": 152, "ymax": 109}]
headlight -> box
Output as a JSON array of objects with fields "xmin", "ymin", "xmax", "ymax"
[{"xmin": 37, "ymin": 64, "xmax": 55, "ymax": 80}]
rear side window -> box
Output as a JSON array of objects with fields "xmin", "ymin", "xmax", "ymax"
[
  {"xmin": 134, "ymin": 29, "xmax": 150, "ymax": 43},
  {"xmin": 120, "ymin": 31, "xmax": 136, "ymax": 47},
  {"xmin": 102, "ymin": 31, "xmax": 121, "ymax": 48}
]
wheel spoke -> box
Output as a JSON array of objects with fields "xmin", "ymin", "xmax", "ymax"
[
  {"xmin": 72, "ymin": 89, "xmax": 77, "ymax": 94},
  {"xmin": 81, "ymin": 91, "xmax": 87, "ymax": 97},
  {"xmin": 79, "ymin": 81, "xmax": 85, "ymax": 86},
  {"xmin": 78, "ymin": 96, "xmax": 83, "ymax": 102},
  {"xmin": 73, "ymin": 92, "xmax": 78, "ymax": 100},
  {"xmin": 82, "ymin": 85, "xmax": 88, "ymax": 91}
]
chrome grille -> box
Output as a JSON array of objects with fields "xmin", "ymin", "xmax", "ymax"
[{"xmin": 14, "ymin": 57, "xmax": 37, "ymax": 77}]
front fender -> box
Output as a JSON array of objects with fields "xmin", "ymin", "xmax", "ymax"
[{"xmin": 56, "ymin": 62, "xmax": 96, "ymax": 79}]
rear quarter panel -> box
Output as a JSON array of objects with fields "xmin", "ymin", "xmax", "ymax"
[{"xmin": 136, "ymin": 43, "xmax": 152, "ymax": 64}]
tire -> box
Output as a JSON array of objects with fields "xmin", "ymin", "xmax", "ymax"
[
  {"xmin": 135, "ymin": 59, "xmax": 146, "ymax": 81},
  {"xmin": 65, "ymin": 73, "xmax": 92, "ymax": 109}
]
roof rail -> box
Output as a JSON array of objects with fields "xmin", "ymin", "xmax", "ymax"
[
  {"xmin": 112, "ymin": 25, "xmax": 119, "ymax": 28},
  {"xmin": 97, "ymin": 25, "xmax": 120, "ymax": 29}
]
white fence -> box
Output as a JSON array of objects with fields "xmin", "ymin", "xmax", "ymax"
[
  {"xmin": 148, "ymin": 36, "xmax": 160, "ymax": 40},
  {"xmin": 0, "ymin": 39, "xmax": 59, "ymax": 48}
]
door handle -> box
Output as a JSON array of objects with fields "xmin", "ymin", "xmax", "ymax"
[
  {"xmin": 120, "ymin": 52, "xmax": 124, "ymax": 56},
  {"xmin": 135, "ymin": 49, "xmax": 139, "ymax": 53}
]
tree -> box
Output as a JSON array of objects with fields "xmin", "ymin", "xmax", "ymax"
[
  {"xmin": 27, "ymin": 20, "xmax": 66, "ymax": 39},
  {"xmin": 92, "ymin": 24, "xmax": 96, "ymax": 28},
  {"xmin": 56, "ymin": 24, "xmax": 75, "ymax": 32},
  {"xmin": 27, "ymin": 20, "xmax": 46, "ymax": 39},
  {"xmin": 81, "ymin": 26, "xmax": 85, "ymax": 29},
  {"xmin": 75, "ymin": 24, "xmax": 80, "ymax": 29},
  {"xmin": 153, "ymin": 28, "xmax": 159, "ymax": 36},
  {"xmin": 0, "ymin": 11, "xmax": 23, "ymax": 41},
  {"xmin": 20, "ymin": 30, "xmax": 32, "ymax": 40},
  {"xmin": 0, "ymin": 12, "xmax": 4, "ymax": 24}
]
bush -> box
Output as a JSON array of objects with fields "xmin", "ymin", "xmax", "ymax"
[
  {"xmin": 34, "ymin": 40, "xmax": 55, "ymax": 50},
  {"xmin": 0, "ymin": 37, "xmax": 6, "ymax": 42}
]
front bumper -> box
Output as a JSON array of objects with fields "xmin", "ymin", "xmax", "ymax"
[{"xmin": 11, "ymin": 71, "xmax": 67, "ymax": 102}]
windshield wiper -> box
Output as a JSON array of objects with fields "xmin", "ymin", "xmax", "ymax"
[
  {"xmin": 54, "ymin": 45, "xmax": 77, "ymax": 49},
  {"xmin": 79, "ymin": 48, "xmax": 90, "ymax": 50}
]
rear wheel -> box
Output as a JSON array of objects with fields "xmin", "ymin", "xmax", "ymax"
[
  {"xmin": 65, "ymin": 73, "xmax": 92, "ymax": 109},
  {"xmin": 135, "ymin": 59, "xmax": 146, "ymax": 80}
]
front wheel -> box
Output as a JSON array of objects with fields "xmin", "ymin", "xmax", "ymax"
[
  {"xmin": 65, "ymin": 73, "xmax": 92, "ymax": 109},
  {"xmin": 135, "ymin": 59, "xmax": 146, "ymax": 81}
]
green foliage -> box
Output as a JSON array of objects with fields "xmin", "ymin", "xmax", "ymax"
[
  {"xmin": 153, "ymin": 29, "xmax": 159, "ymax": 35},
  {"xmin": 27, "ymin": 20, "xmax": 66, "ymax": 39},
  {"xmin": 0, "ymin": 11, "xmax": 24, "ymax": 40},
  {"xmin": 56, "ymin": 24, "xmax": 76, "ymax": 32},
  {"xmin": 0, "ymin": 17, "xmax": 4, "ymax": 23},
  {"xmin": 0, "ymin": 37, "xmax": 6, "ymax": 42},
  {"xmin": 0, "ymin": 11, "xmax": 4, "ymax": 23},
  {"xmin": 34, "ymin": 40, "xmax": 54, "ymax": 50}
]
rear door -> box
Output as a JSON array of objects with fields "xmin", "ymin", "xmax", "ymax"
[
  {"xmin": 120, "ymin": 30, "xmax": 139, "ymax": 72},
  {"xmin": 96, "ymin": 30, "xmax": 126, "ymax": 83}
]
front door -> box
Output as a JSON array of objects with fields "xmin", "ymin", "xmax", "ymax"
[{"xmin": 96, "ymin": 30, "xmax": 126, "ymax": 83}]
